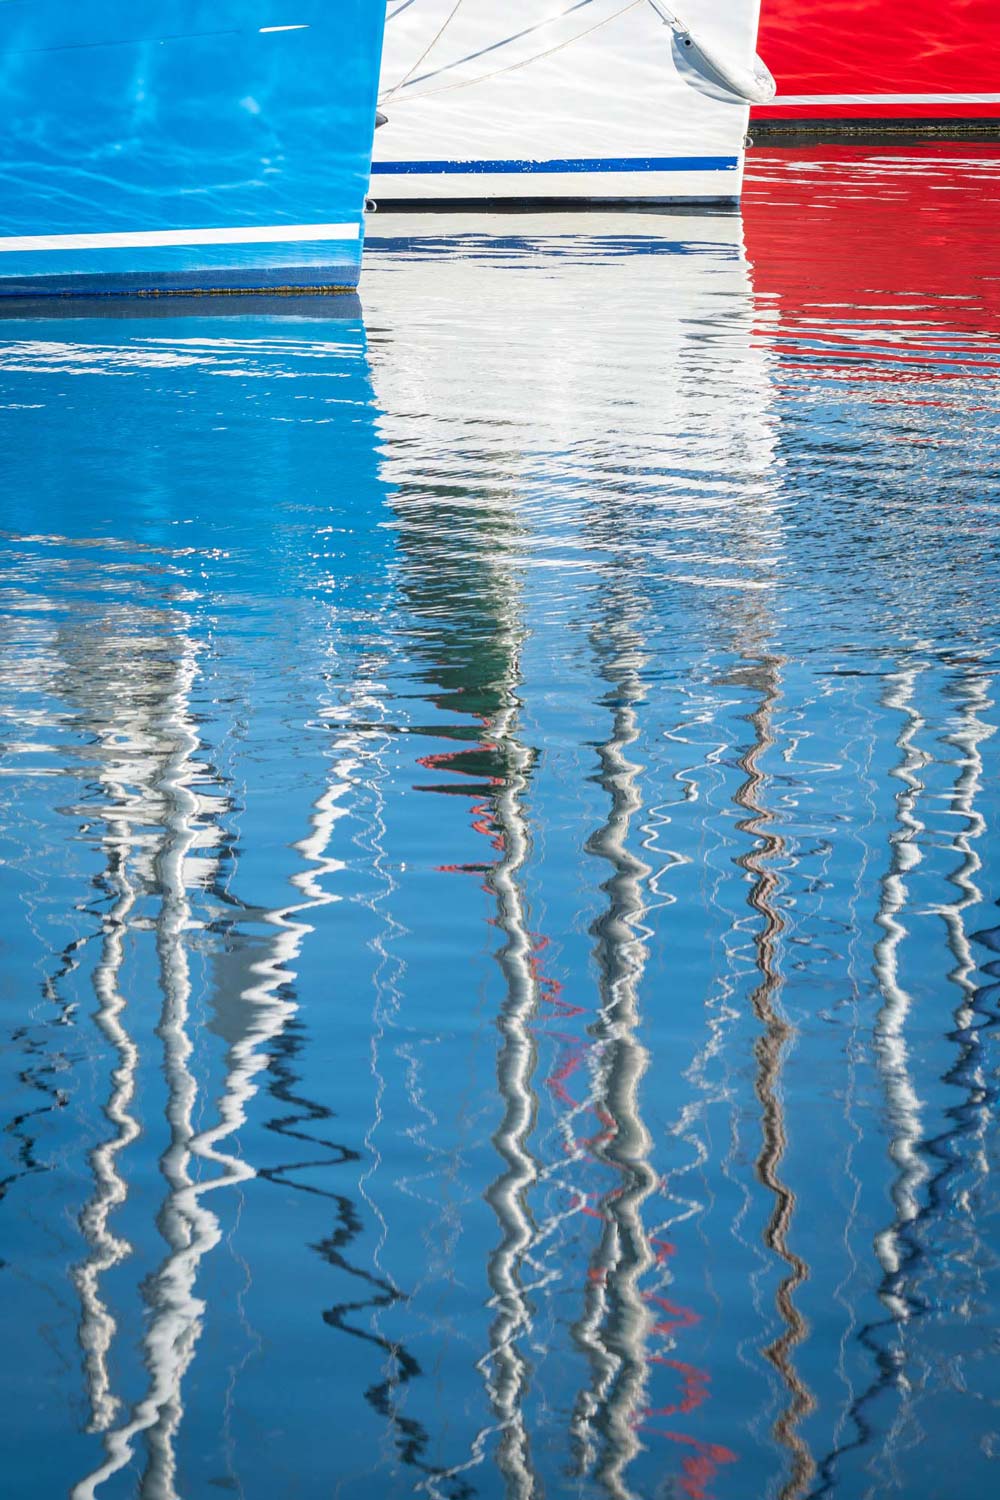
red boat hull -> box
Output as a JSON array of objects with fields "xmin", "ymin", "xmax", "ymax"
[{"xmin": 753, "ymin": 0, "xmax": 1000, "ymax": 123}]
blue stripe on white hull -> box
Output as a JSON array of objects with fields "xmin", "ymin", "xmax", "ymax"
[
  {"xmin": 369, "ymin": 155, "xmax": 742, "ymax": 205},
  {"xmin": 370, "ymin": 157, "xmax": 740, "ymax": 175},
  {"xmin": 0, "ymin": 3, "xmax": 386, "ymax": 294}
]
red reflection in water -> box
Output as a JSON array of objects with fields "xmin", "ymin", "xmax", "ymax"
[
  {"xmin": 742, "ymin": 146, "xmax": 1000, "ymax": 377},
  {"xmin": 753, "ymin": 0, "xmax": 1000, "ymax": 119}
]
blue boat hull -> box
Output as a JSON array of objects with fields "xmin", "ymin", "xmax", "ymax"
[{"xmin": 0, "ymin": 2, "xmax": 385, "ymax": 295}]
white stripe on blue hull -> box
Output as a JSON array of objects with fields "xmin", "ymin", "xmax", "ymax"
[{"xmin": 0, "ymin": 224, "xmax": 362, "ymax": 255}]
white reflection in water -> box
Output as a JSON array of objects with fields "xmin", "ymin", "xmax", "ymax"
[{"xmin": 68, "ymin": 617, "xmax": 375, "ymax": 1495}]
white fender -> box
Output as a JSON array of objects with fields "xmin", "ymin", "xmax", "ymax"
[{"xmin": 646, "ymin": 0, "xmax": 776, "ymax": 104}]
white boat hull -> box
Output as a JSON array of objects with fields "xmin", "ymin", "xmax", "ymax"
[{"xmin": 373, "ymin": 1, "xmax": 765, "ymax": 204}]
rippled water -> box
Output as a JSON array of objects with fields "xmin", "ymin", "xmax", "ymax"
[{"xmin": 1, "ymin": 147, "xmax": 999, "ymax": 1500}]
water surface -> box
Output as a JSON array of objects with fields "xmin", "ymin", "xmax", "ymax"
[{"xmin": 1, "ymin": 146, "xmax": 999, "ymax": 1500}]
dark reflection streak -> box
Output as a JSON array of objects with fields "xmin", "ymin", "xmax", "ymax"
[
  {"xmin": 263, "ymin": 1026, "xmax": 423, "ymax": 1453},
  {"xmin": 259, "ymin": 1020, "xmax": 447, "ymax": 1482},
  {"xmin": 733, "ymin": 653, "xmax": 816, "ymax": 1500},
  {"xmin": 262, "ymin": 1020, "xmax": 360, "ymax": 1177},
  {"xmin": 572, "ymin": 578, "xmax": 657, "ymax": 1500},
  {"xmin": 810, "ymin": 666, "xmax": 996, "ymax": 1497},
  {"xmin": 0, "ymin": 926, "xmax": 85, "ymax": 1208},
  {"xmin": 1, "ymin": 734, "xmax": 106, "ymax": 1207},
  {"xmin": 236, "ymin": 699, "xmax": 465, "ymax": 1498}
]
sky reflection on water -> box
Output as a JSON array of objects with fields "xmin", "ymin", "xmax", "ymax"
[{"xmin": 0, "ymin": 146, "xmax": 999, "ymax": 1500}]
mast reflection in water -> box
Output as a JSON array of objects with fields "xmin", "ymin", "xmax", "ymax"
[{"xmin": 1, "ymin": 145, "xmax": 1000, "ymax": 1499}]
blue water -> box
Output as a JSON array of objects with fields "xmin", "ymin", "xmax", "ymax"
[{"xmin": 1, "ymin": 148, "xmax": 999, "ymax": 1500}]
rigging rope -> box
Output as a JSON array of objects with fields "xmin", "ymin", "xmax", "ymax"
[
  {"xmin": 380, "ymin": 0, "xmax": 470, "ymax": 102},
  {"xmin": 386, "ymin": 0, "xmax": 599, "ymax": 96},
  {"xmin": 388, "ymin": 0, "xmax": 644, "ymax": 105}
]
